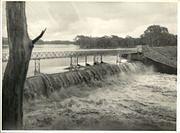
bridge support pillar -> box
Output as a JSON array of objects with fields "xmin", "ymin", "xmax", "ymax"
[
  {"xmin": 100, "ymin": 54, "xmax": 103, "ymax": 63},
  {"xmin": 76, "ymin": 56, "xmax": 79, "ymax": 65},
  {"xmin": 116, "ymin": 53, "xmax": 121, "ymax": 64},
  {"xmin": 85, "ymin": 55, "xmax": 87, "ymax": 66},
  {"xmin": 70, "ymin": 56, "xmax": 73, "ymax": 71},
  {"xmin": 116, "ymin": 54, "xmax": 118, "ymax": 64},
  {"xmin": 34, "ymin": 59, "xmax": 40, "ymax": 75},
  {"xmin": 93, "ymin": 55, "xmax": 100, "ymax": 65},
  {"xmin": 93, "ymin": 55, "xmax": 96, "ymax": 65}
]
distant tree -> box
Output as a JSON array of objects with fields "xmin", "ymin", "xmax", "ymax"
[
  {"xmin": 124, "ymin": 35, "xmax": 135, "ymax": 47},
  {"xmin": 97, "ymin": 36, "xmax": 110, "ymax": 48},
  {"xmin": 140, "ymin": 25, "xmax": 176, "ymax": 47},
  {"xmin": 110, "ymin": 35, "xmax": 119, "ymax": 48},
  {"xmin": 74, "ymin": 25, "xmax": 176, "ymax": 49},
  {"xmin": 3, "ymin": 2, "xmax": 46, "ymax": 129},
  {"xmin": 144, "ymin": 25, "xmax": 168, "ymax": 34}
]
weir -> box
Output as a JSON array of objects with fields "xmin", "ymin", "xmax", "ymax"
[
  {"xmin": 23, "ymin": 62, "xmax": 147, "ymax": 101},
  {"xmin": 7, "ymin": 45, "xmax": 175, "ymax": 101}
]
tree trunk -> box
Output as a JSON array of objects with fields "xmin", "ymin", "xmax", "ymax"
[{"xmin": 3, "ymin": 2, "xmax": 46, "ymax": 129}]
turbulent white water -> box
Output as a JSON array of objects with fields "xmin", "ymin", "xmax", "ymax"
[{"xmin": 24, "ymin": 62, "xmax": 176, "ymax": 130}]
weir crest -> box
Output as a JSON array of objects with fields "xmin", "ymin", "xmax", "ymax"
[{"xmin": 24, "ymin": 62, "xmax": 153, "ymax": 101}]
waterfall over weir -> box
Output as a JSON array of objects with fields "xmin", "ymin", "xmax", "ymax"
[{"xmin": 24, "ymin": 62, "xmax": 151, "ymax": 101}]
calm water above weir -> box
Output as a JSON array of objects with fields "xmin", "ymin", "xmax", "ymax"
[{"xmin": 2, "ymin": 44, "xmax": 125, "ymax": 77}]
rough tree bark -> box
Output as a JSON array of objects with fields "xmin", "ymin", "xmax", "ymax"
[{"xmin": 2, "ymin": 2, "xmax": 46, "ymax": 129}]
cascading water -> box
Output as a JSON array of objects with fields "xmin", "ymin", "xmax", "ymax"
[
  {"xmin": 23, "ymin": 61, "xmax": 176, "ymax": 130},
  {"xmin": 23, "ymin": 61, "xmax": 153, "ymax": 100}
]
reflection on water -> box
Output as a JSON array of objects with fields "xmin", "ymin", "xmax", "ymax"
[
  {"xmin": 3, "ymin": 44, "xmax": 79, "ymax": 76},
  {"xmin": 2, "ymin": 44, "xmax": 122, "ymax": 77}
]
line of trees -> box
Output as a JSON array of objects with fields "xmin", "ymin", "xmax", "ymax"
[
  {"xmin": 2, "ymin": 37, "xmax": 74, "ymax": 45},
  {"xmin": 74, "ymin": 25, "xmax": 177, "ymax": 49}
]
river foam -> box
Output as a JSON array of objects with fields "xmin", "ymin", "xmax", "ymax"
[{"xmin": 23, "ymin": 62, "xmax": 176, "ymax": 130}]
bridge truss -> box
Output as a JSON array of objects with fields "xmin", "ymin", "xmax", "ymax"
[{"xmin": 2, "ymin": 48, "xmax": 139, "ymax": 75}]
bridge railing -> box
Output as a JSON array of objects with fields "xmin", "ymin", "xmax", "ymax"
[
  {"xmin": 2, "ymin": 48, "xmax": 139, "ymax": 75},
  {"xmin": 2, "ymin": 48, "xmax": 138, "ymax": 62}
]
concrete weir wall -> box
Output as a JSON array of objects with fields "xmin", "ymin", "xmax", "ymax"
[
  {"xmin": 24, "ymin": 63, "xmax": 121, "ymax": 100},
  {"xmin": 142, "ymin": 58, "xmax": 177, "ymax": 74},
  {"xmin": 128, "ymin": 51, "xmax": 177, "ymax": 74}
]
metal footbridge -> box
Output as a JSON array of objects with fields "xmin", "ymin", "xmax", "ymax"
[
  {"xmin": 2, "ymin": 48, "xmax": 139, "ymax": 62},
  {"xmin": 3, "ymin": 46, "xmax": 176, "ymax": 75},
  {"xmin": 3, "ymin": 48, "xmax": 140, "ymax": 75}
]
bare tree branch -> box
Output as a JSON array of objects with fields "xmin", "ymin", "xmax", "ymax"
[{"xmin": 32, "ymin": 28, "xmax": 46, "ymax": 44}]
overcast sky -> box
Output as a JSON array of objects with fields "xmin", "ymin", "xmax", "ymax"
[{"xmin": 2, "ymin": 2, "xmax": 177, "ymax": 41}]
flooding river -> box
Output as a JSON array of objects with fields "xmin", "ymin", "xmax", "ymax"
[
  {"xmin": 3, "ymin": 44, "xmax": 177, "ymax": 130},
  {"xmin": 23, "ymin": 62, "xmax": 176, "ymax": 130}
]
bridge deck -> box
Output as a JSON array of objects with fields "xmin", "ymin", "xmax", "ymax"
[{"xmin": 2, "ymin": 48, "xmax": 138, "ymax": 62}]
